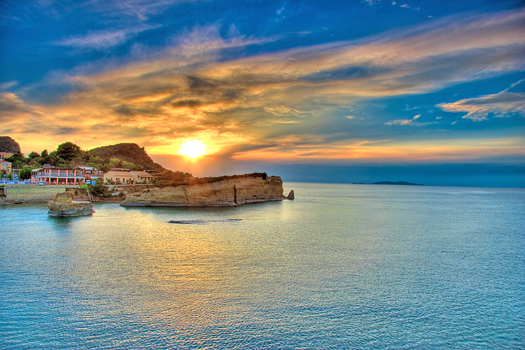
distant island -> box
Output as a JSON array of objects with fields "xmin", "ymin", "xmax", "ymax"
[{"xmin": 352, "ymin": 181, "xmax": 424, "ymax": 186}]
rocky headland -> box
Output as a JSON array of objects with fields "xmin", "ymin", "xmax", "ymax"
[
  {"xmin": 121, "ymin": 173, "xmax": 293, "ymax": 207},
  {"xmin": 48, "ymin": 192, "xmax": 94, "ymax": 217}
]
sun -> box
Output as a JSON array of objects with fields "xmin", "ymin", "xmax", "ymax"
[{"xmin": 179, "ymin": 140, "xmax": 206, "ymax": 159}]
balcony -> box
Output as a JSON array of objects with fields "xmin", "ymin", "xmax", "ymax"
[{"xmin": 35, "ymin": 172, "xmax": 85, "ymax": 178}]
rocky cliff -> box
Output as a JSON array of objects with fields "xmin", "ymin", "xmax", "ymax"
[{"xmin": 121, "ymin": 174, "xmax": 287, "ymax": 207}]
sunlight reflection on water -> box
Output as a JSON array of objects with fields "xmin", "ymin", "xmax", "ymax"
[{"xmin": 1, "ymin": 184, "xmax": 524, "ymax": 349}]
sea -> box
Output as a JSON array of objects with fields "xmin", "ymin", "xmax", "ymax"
[{"xmin": 1, "ymin": 183, "xmax": 524, "ymax": 349}]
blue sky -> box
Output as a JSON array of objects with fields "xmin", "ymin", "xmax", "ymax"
[{"xmin": 1, "ymin": 0, "xmax": 524, "ymax": 186}]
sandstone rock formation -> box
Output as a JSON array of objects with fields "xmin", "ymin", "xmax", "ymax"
[
  {"xmin": 121, "ymin": 174, "xmax": 290, "ymax": 207},
  {"xmin": 48, "ymin": 192, "xmax": 94, "ymax": 217}
]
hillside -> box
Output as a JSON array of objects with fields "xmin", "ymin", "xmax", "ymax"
[
  {"xmin": 89, "ymin": 143, "xmax": 165, "ymax": 170},
  {"xmin": 0, "ymin": 136, "xmax": 21, "ymax": 153}
]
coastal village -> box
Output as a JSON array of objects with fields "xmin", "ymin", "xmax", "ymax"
[
  {"xmin": 0, "ymin": 137, "xmax": 165, "ymax": 205},
  {"xmin": 1, "ymin": 136, "xmax": 292, "ymax": 211},
  {"xmin": 1, "ymin": 138, "xmax": 158, "ymax": 187},
  {"xmin": 2, "ymin": 157, "xmax": 156, "ymax": 186},
  {"xmin": 30, "ymin": 166, "xmax": 154, "ymax": 186}
]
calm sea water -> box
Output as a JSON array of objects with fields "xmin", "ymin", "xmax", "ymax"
[{"xmin": 1, "ymin": 183, "xmax": 524, "ymax": 349}]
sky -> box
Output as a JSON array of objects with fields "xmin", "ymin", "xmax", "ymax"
[{"xmin": 0, "ymin": 0, "xmax": 524, "ymax": 187}]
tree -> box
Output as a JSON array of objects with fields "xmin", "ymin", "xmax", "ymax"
[
  {"xmin": 19, "ymin": 166, "xmax": 33, "ymax": 180},
  {"xmin": 34, "ymin": 157, "xmax": 46, "ymax": 167},
  {"xmin": 6, "ymin": 152, "xmax": 27, "ymax": 169},
  {"xmin": 46, "ymin": 151, "xmax": 61, "ymax": 166},
  {"xmin": 122, "ymin": 160, "xmax": 143, "ymax": 171},
  {"xmin": 108, "ymin": 157, "xmax": 122, "ymax": 169},
  {"xmin": 28, "ymin": 151, "xmax": 40, "ymax": 159},
  {"xmin": 77, "ymin": 150, "xmax": 91, "ymax": 162},
  {"xmin": 56, "ymin": 142, "xmax": 81, "ymax": 163},
  {"xmin": 153, "ymin": 170, "xmax": 192, "ymax": 187},
  {"xmin": 41, "ymin": 149, "xmax": 48, "ymax": 158},
  {"xmin": 88, "ymin": 178, "xmax": 111, "ymax": 198}
]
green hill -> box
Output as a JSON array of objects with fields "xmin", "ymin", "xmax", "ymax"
[
  {"xmin": 0, "ymin": 136, "xmax": 21, "ymax": 153},
  {"xmin": 88, "ymin": 143, "xmax": 165, "ymax": 170}
]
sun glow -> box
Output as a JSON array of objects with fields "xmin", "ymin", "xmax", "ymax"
[{"xmin": 179, "ymin": 140, "xmax": 206, "ymax": 159}]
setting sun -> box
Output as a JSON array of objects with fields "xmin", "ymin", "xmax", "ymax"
[{"xmin": 179, "ymin": 140, "xmax": 206, "ymax": 159}]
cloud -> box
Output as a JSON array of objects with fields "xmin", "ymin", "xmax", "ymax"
[
  {"xmin": 385, "ymin": 114, "xmax": 432, "ymax": 126},
  {"xmin": 362, "ymin": 0, "xmax": 381, "ymax": 5},
  {"xmin": 275, "ymin": 3, "xmax": 287, "ymax": 22},
  {"xmin": 0, "ymin": 93, "xmax": 26, "ymax": 113},
  {"xmin": 438, "ymin": 81, "xmax": 525, "ymax": 121},
  {"xmin": 1, "ymin": 0, "xmax": 187, "ymax": 27},
  {"xmin": 264, "ymin": 106, "xmax": 304, "ymax": 116},
  {"xmin": 439, "ymin": 92, "xmax": 525, "ymax": 121},
  {"xmin": 53, "ymin": 24, "xmax": 159, "ymax": 50},
  {"xmin": 4, "ymin": 9, "xmax": 525, "ymax": 161},
  {"xmin": 194, "ymin": 9, "xmax": 525, "ymax": 102},
  {"xmin": 0, "ymin": 81, "xmax": 17, "ymax": 91},
  {"xmin": 231, "ymin": 137, "xmax": 525, "ymax": 162}
]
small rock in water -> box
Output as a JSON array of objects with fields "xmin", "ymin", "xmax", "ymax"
[
  {"xmin": 48, "ymin": 192, "xmax": 94, "ymax": 217},
  {"xmin": 168, "ymin": 219, "xmax": 241, "ymax": 225},
  {"xmin": 169, "ymin": 220, "xmax": 206, "ymax": 225}
]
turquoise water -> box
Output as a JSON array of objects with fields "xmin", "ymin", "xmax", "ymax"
[{"xmin": 1, "ymin": 183, "xmax": 524, "ymax": 349}]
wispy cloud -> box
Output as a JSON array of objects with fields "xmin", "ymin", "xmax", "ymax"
[
  {"xmin": 53, "ymin": 24, "xmax": 160, "ymax": 50},
  {"xmin": 0, "ymin": 81, "xmax": 17, "ymax": 91},
  {"xmin": 231, "ymin": 137, "xmax": 525, "ymax": 162},
  {"xmin": 385, "ymin": 114, "xmax": 433, "ymax": 126},
  {"xmin": 438, "ymin": 92, "xmax": 525, "ymax": 121},
  {"xmin": 438, "ymin": 80, "xmax": 525, "ymax": 121}
]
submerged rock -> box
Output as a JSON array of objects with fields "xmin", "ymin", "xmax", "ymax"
[
  {"xmin": 168, "ymin": 219, "xmax": 242, "ymax": 224},
  {"xmin": 48, "ymin": 192, "xmax": 94, "ymax": 217}
]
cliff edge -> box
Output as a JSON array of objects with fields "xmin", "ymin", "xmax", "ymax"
[{"xmin": 121, "ymin": 173, "xmax": 287, "ymax": 207}]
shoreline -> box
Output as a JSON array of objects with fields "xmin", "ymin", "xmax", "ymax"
[{"xmin": 0, "ymin": 196, "xmax": 125, "ymax": 205}]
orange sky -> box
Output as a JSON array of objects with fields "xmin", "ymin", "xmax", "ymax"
[{"xmin": 1, "ymin": 2, "xmax": 524, "ymax": 184}]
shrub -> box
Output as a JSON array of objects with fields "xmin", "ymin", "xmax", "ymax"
[
  {"xmin": 88, "ymin": 179, "xmax": 112, "ymax": 198},
  {"xmin": 19, "ymin": 166, "xmax": 33, "ymax": 180}
]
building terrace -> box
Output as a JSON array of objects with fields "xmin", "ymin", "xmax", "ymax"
[{"xmin": 31, "ymin": 164, "xmax": 92, "ymax": 185}]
